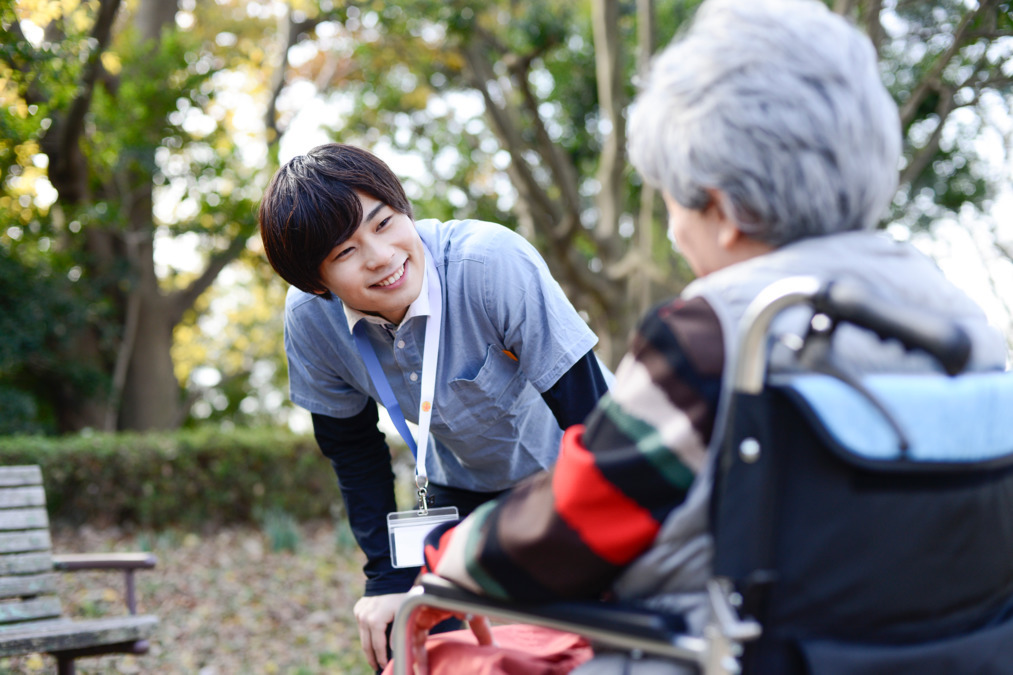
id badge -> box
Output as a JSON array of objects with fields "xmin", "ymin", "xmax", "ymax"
[{"xmin": 387, "ymin": 506, "xmax": 459, "ymax": 568}]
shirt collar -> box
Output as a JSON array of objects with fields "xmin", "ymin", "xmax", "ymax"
[{"xmin": 343, "ymin": 249, "xmax": 432, "ymax": 331}]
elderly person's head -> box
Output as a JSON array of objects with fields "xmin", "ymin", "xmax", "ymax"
[{"xmin": 629, "ymin": 0, "xmax": 900, "ymax": 276}]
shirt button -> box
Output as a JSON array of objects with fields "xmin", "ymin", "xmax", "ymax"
[
  {"xmin": 409, "ymin": 372, "xmax": 419, "ymax": 382},
  {"xmin": 397, "ymin": 340, "xmax": 406, "ymax": 349}
]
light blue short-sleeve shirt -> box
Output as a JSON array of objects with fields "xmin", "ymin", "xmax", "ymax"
[{"xmin": 284, "ymin": 218, "xmax": 598, "ymax": 492}]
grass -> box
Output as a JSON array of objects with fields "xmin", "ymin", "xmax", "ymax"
[{"xmin": 1, "ymin": 520, "xmax": 374, "ymax": 675}]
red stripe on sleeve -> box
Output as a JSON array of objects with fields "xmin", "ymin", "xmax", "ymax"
[
  {"xmin": 423, "ymin": 524, "xmax": 457, "ymax": 574},
  {"xmin": 552, "ymin": 425, "xmax": 660, "ymax": 565}
]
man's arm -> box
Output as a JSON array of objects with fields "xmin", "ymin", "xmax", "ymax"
[
  {"xmin": 541, "ymin": 349, "xmax": 610, "ymax": 429},
  {"xmin": 423, "ymin": 296, "xmax": 725, "ymax": 601},
  {"xmin": 312, "ymin": 402, "xmax": 418, "ymax": 595},
  {"xmin": 314, "ymin": 403, "xmax": 421, "ymax": 670}
]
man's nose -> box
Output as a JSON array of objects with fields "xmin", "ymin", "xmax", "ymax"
[{"xmin": 364, "ymin": 239, "xmax": 394, "ymax": 269}]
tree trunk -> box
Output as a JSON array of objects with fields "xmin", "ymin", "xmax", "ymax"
[
  {"xmin": 118, "ymin": 289, "xmax": 179, "ymax": 430},
  {"xmin": 108, "ymin": 0, "xmax": 182, "ymax": 430},
  {"xmin": 632, "ymin": 0, "xmax": 658, "ymax": 321}
]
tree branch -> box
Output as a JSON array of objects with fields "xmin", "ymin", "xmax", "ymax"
[
  {"xmin": 41, "ymin": 0, "xmax": 123, "ymax": 203},
  {"xmin": 591, "ymin": 0, "xmax": 626, "ymax": 247},
  {"xmin": 265, "ymin": 9, "xmax": 320, "ymax": 146},
  {"xmin": 899, "ymin": 84, "xmax": 954, "ymax": 187},
  {"xmin": 897, "ymin": 2, "xmax": 986, "ymax": 128},
  {"xmin": 460, "ymin": 39, "xmax": 560, "ymax": 227},
  {"xmin": 507, "ymin": 55, "xmax": 582, "ymax": 232},
  {"xmin": 862, "ymin": 0, "xmax": 884, "ymax": 56},
  {"xmin": 168, "ymin": 230, "xmax": 252, "ymax": 325}
]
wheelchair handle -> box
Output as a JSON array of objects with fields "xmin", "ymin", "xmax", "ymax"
[
  {"xmin": 813, "ymin": 281, "xmax": 972, "ymax": 376},
  {"xmin": 734, "ymin": 277, "xmax": 973, "ymax": 393}
]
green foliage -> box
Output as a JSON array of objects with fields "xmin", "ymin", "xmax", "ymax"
[
  {"xmin": 4, "ymin": 1, "xmax": 275, "ymax": 433},
  {"xmin": 873, "ymin": 0, "xmax": 1013, "ymax": 229},
  {"xmin": 0, "ymin": 426, "xmax": 344, "ymax": 530},
  {"xmin": 0, "ymin": 246, "xmax": 108, "ymax": 434},
  {"xmin": 259, "ymin": 506, "xmax": 302, "ymax": 553},
  {"xmin": 5, "ymin": 0, "xmax": 1010, "ymax": 434}
]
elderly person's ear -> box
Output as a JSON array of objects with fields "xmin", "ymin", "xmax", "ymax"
[
  {"xmin": 706, "ymin": 188, "xmax": 776, "ymax": 265},
  {"xmin": 704, "ymin": 189, "xmax": 740, "ymax": 248}
]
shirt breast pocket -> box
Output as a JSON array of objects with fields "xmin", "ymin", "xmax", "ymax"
[{"xmin": 445, "ymin": 344, "xmax": 529, "ymax": 432}]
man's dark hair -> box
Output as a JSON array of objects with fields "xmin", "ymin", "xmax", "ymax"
[{"xmin": 258, "ymin": 143, "xmax": 413, "ymax": 297}]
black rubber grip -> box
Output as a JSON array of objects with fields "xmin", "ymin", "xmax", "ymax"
[{"xmin": 813, "ymin": 281, "xmax": 972, "ymax": 375}]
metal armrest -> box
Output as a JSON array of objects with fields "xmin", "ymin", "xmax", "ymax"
[
  {"xmin": 392, "ymin": 574, "xmax": 713, "ymax": 675},
  {"xmin": 52, "ymin": 552, "xmax": 158, "ymax": 615}
]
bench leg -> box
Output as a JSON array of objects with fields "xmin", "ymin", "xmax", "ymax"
[{"xmin": 57, "ymin": 655, "xmax": 75, "ymax": 675}]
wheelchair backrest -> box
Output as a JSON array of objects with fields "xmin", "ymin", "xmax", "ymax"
[{"xmin": 712, "ymin": 370, "xmax": 1013, "ymax": 670}]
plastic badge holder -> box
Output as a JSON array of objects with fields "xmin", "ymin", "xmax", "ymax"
[{"xmin": 387, "ymin": 506, "xmax": 459, "ymax": 568}]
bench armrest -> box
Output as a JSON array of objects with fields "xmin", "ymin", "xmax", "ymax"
[
  {"xmin": 52, "ymin": 553, "xmax": 157, "ymax": 614},
  {"xmin": 52, "ymin": 552, "xmax": 157, "ymax": 571}
]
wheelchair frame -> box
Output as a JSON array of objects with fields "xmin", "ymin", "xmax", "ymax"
[{"xmin": 390, "ymin": 275, "xmax": 978, "ymax": 675}]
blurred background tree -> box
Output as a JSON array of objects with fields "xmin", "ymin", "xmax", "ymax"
[
  {"xmin": 2, "ymin": 0, "xmax": 283, "ymax": 433},
  {"xmin": 2, "ymin": 0, "xmax": 1011, "ymax": 436}
]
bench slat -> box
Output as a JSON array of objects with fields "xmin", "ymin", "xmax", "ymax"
[
  {"xmin": 0, "ymin": 467, "xmax": 42, "ymax": 488},
  {"xmin": 0, "ymin": 614, "xmax": 157, "ymax": 656},
  {"xmin": 0, "ymin": 552, "xmax": 53, "ymax": 576},
  {"xmin": 0, "ymin": 573, "xmax": 58, "ymax": 599},
  {"xmin": 0, "ymin": 487, "xmax": 46, "ymax": 509},
  {"xmin": 0, "ymin": 508, "xmax": 49, "ymax": 532},
  {"xmin": 0, "ymin": 530, "xmax": 51, "ymax": 554},
  {"xmin": 0, "ymin": 596, "xmax": 62, "ymax": 624}
]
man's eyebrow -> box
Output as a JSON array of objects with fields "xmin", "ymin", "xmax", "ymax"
[{"xmin": 364, "ymin": 202, "xmax": 386, "ymax": 223}]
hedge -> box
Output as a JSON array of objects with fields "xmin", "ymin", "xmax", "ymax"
[{"xmin": 0, "ymin": 426, "xmax": 360, "ymax": 530}]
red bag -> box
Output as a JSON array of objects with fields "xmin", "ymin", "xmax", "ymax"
[{"xmin": 383, "ymin": 624, "xmax": 592, "ymax": 675}]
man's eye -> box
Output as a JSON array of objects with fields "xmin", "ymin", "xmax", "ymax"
[
  {"xmin": 377, "ymin": 216, "xmax": 392, "ymax": 230},
  {"xmin": 335, "ymin": 247, "xmax": 353, "ymax": 260}
]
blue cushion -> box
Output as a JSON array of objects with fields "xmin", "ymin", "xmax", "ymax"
[{"xmin": 779, "ymin": 371, "xmax": 1013, "ymax": 467}]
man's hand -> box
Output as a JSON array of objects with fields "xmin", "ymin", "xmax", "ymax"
[
  {"xmin": 409, "ymin": 608, "xmax": 496, "ymax": 675},
  {"xmin": 354, "ymin": 592, "xmax": 407, "ymax": 670}
]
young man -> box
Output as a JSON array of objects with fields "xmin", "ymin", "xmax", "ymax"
[{"xmin": 257, "ymin": 143, "xmax": 609, "ymax": 671}]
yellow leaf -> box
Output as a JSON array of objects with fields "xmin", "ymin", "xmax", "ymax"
[
  {"xmin": 61, "ymin": 0, "xmax": 83, "ymax": 16},
  {"xmin": 101, "ymin": 51, "xmax": 122, "ymax": 76},
  {"xmin": 26, "ymin": 653, "xmax": 45, "ymax": 670}
]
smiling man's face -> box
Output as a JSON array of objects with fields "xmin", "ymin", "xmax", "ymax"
[{"xmin": 317, "ymin": 191, "xmax": 426, "ymax": 324}]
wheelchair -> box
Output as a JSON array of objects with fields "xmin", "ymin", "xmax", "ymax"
[{"xmin": 391, "ymin": 276, "xmax": 1013, "ymax": 675}]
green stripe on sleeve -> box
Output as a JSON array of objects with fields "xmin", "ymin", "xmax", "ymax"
[
  {"xmin": 462, "ymin": 500, "xmax": 512, "ymax": 600},
  {"xmin": 601, "ymin": 397, "xmax": 696, "ymax": 491}
]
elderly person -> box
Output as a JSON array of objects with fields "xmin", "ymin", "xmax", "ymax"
[{"xmin": 409, "ymin": 0, "xmax": 1007, "ymax": 672}]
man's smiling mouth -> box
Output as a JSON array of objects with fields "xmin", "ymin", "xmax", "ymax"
[{"xmin": 374, "ymin": 262, "xmax": 406, "ymax": 287}]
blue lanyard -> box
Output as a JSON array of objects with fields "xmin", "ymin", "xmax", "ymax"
[
  {"xmin": 351, "ymin": 247, "xmax": 442, "ymax": 496},
  {"xmin": 352, "ymin": 324, "xmax": 420, "ymax": 456}
]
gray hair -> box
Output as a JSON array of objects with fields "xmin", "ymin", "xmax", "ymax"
[{"xmin": 628, "ymin": 0, "xmax": 901, "ymax": 246}]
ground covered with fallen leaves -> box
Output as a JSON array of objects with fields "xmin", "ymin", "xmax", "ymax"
[{"xmin": 2, "ymin": 521, "xmax": 375, "ymax": 674}]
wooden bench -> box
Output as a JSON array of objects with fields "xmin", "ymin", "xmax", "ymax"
[{"xmin": 0, "ymin": 465, "xmax": 159, "ymax": 675}]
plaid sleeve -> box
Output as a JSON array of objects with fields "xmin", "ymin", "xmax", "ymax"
[{"xmin": 423, "ymin": 296, "xmax": 725, "ymax": 600}]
